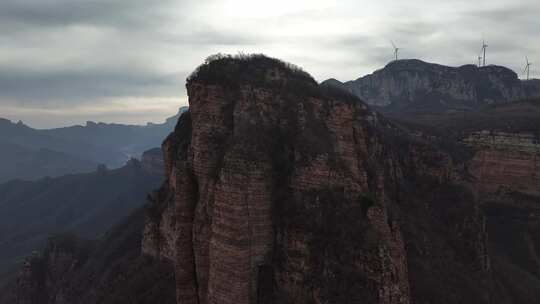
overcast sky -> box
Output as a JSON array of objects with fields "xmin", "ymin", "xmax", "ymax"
[{"xmin": 1, "ymin": 0, "xmax": 538, "ymax": 128}]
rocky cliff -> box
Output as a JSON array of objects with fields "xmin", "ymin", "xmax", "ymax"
[
  {"xmin": 324, "ymin": 59, "xmax": 538, "ymax": 113},
  {"xmin": 465, "ymin": 130, "xmax": 540, "ymax": 302},
  {"xmin": 142, "ymin": 55, "xmax": 493, "ymax": 304},
  {"xmin": 465, "ymin": 131, "xmax": 540, "ymax": 195},
  {"xmin": 392, "ymin": 99, "xmax": 540, "ymax": 303}
]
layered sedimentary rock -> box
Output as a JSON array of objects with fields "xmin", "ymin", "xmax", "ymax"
[
  {"xmin": 378, "ymin": 97, "xmax": 540, "ymax": 303},
  {"xmin": 143, "ymin": 55, "xmax": 491, "ymax": 304},
  {"xmin": 465, "ymin": 131, "xmax": 540, "ymax": 195},
  {"xmin": 461, "ymin": 131, "xmax": 540, "ymax": 302},
  {"xmin": 324, "ymin": 59, "xmax": 538, "ymax": 112}
]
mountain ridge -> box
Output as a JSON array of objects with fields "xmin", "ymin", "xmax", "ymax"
[
  {"xmin": 0, "ymin": 107, "xmax": 187, "ymax": 182},
  {"xmin": 0, "ymin": 149, "xmax": 164, "ymax": 284},
  {"xmin": 323, "ymin": 59, "xmax": 540, "ymax": 113}
]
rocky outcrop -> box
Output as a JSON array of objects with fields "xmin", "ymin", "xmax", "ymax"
[
  {"xmin": 3, "ymin": 209, "xmax": 176, "ymax": 304},
  {"xmin": 143, "ymin": 55, "xmax": 492, "ymax": 304},
  {"xmin": 141, "ymin": 148, "xmax": 165, "ymax": 176},
  {"xmin": 324, "ymin": 59, "xmax": 538, "ymax": 112},
  {"xmin": 461, "ymin": 131, "xmax": 540, "ymax": 303},
  {"xmin": 11, "ymin": 234, "xmax": 93, "ymax": 304},
  {"xmin": 465, "ymin": 131, "xmax": 540, "ymax": 195},
  {"xmin": 393, "ymin": 99, "xmax": 540, "ymax": 304}
]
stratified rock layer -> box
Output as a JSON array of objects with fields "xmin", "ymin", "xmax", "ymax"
[
  {"xmin": 465, "ymin": 131, "xmax": 540, "ymax": 195},
  {"xmin": 389, "ymin": 99, "xmax": 540, "ymax": 303}
]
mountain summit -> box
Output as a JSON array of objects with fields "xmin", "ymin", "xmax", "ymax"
[
  {"xmin": 142, "ymin": 54, "xmax": 494, "ymax": 304},
  {"xmin": 323, "ymin": 59, "xmax": 540, "ymax": 113}
]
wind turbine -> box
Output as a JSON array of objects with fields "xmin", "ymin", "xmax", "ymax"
[
  {"xmin": 524, "ymin": 56, "xmax": 532, "ymax": 80},
  {"xmin": 481, "ymin": 40, "xmax": 488, "ymax": 66},
  {"xmin": 391, "ymin": 40, "xmax": 400, "ymax": 61},
  {"xmin": 477, "ymin": 55, "xmax": 483, "ymax": 67}
]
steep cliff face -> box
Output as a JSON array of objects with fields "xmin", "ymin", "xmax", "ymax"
[
  {"xmin": 464, "ymin": 131, "xmax": 540, "ymax": 302},
  {"xmin": 143, "ymin": 55, "xmax": 491, "ymax": 304},
  {"xmin": 391, "ymin": 100, "xmax": 540, "ymax": 303},
  {"xmin": 465, "ymin": 131, "xmax": 540, "ymax": 195},
  {"xmin": 324, "ymin": 60, "xmax": 535, "ymax": 112}
]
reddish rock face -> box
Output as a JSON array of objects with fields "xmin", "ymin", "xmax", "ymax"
[
  {"xmin": 464, "ymin": 131, "xmax": 540, "ymax": 297},
  {"xmin": 465, "ymin": 131, "xmax": 540, "ymax": 195},
  {"xmin": 143, "ymin": 55, "xmax": 490, "ymax": 304}
]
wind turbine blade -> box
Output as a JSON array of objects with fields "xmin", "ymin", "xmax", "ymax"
[{"xmin": 391, "ymin": 40, "xmax": 396, "ymax": 49}]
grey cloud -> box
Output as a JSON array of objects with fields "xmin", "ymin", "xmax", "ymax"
[
  {"xmin": 1, "ymin": 0, "xmax": 540, "ymax": 127},
  {"xmin": 0, "ymin": 66, "xmax": 185, "ymax": 105},
  {"xmin": 160, "ymin": 30, "xmax": 264, "ymax": 46},
  {"xmin": 0, "ymin": 0, "xmax": 179, "ymax": 30}
]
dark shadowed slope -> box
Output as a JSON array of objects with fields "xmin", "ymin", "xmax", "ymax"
[
  {"xmin": 389, "ymin": 98, "xmax": 540, "ymax": 136},
  {"xmin": 0, "ymin": 151, "xmax": 163, "ymax": 283},
  {"xmin": 384, "ymin": 98, "xmax": 540, "ymax": 304},
  {"xmin": 0, "ymin": 208, "xmax": 176, "ymax": 304},
  {"xmin": 0, "ymin": 140, "xmax": 96, "ymax": 184}
]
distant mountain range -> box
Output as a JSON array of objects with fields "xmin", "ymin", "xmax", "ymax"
[
  {"xmin": 0, "ymin": 107, "xmax": 186, "ymax": 183},
  {"xmin": 323, "ymin": 59, "xmax": 540, "ymax": 114},
  {"xmin": 0, "ymin": 150, "xmax": 163, "ymax": 284}
]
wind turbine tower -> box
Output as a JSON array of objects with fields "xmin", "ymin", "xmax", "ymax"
[
  {"xmin": 524, "ymin": 57, "xmax": 532, "ymax": 80},
  {"xmin": 481, "ymin": 40, "xmax": 488, "ymax": 66},
  {"xmin": 391, "ymin": 40, "xmax": 400, "ymax": 61}
]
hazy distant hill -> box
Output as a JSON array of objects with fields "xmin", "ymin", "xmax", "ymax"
[
  {"xmin": 323, "ymin": 59, "xmax": 540, "ymax": 114},
  {"xmin": 0, "ymin": 107, "xmax": 186, "ymax": 182},
  {"xmin": 41, "ymin": 107, "xmax": 187, "ymax": 164},
  {"xmin": 0, "ymin": 140, "xmax": 96, "ymax": 183},
  {"xmin": 0, "ymin": 151, "xmax": 163, "ymax": 283}
]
